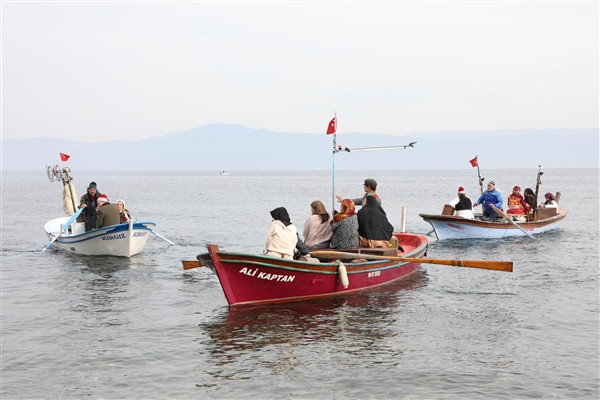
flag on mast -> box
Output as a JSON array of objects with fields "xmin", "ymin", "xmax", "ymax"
[
  {"xmin": 326, "ymin": 116, "xmax": 337, "ymax": 135},
  {"xmin": 469, "ymin": 156, "xmax": 478, "ymax": 167},
  {"xmin": 60, "ymin": 153, "xmax": 71, "ymax": 162}
]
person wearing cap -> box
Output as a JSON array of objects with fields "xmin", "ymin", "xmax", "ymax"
[
  {"xmin": 77, "ymin": 181, "xmax": 101, "ymax": 231},
  {"xmin": 539, "ymin": 192, "xmax": 558, "ymax": 209},
  {"xmin": 336, "ymin": 178, "xmax": 381, "ymax": 208},
  {"xmin": 447, "ymin": 186, "xmax": 474, "ymax": 219},
  {"xmin": 95, "ymin": 194, "xmax": 120, "ymax": 229},
  {"xmin": 506, "ymin": 186, "xmax": 531, "ymax": 219},
  {"xmin": 473, "ymin": 181, "xmax": 503, "ymax": 221}
]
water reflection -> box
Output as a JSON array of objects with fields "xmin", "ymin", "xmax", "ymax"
[
  {"xmin": 57, "ymin": 255, "xmax": 144, "ymax": 329},
  {"xmin": 198, "ymin": 272, "xmax": 428, "ymax": 380}
]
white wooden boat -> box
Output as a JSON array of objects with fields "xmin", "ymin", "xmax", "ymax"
[
  {"xmin": 420, "ymin": 208, "xmax": 567, "ymax": 240},
  {"xmin": 44, "ymin": 218, "xmax": 156, "ymax": 257},
  {"xmin": 43, "ymin": 162, "xmax": 172, "ymax": 257}
]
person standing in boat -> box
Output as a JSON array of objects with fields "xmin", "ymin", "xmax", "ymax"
[
  {"xmin": 539, "ymin": 192, "xmax": 558, "ymax": 208},
  {"xmin": 357, "ymin": 195, "xmax": 395, "ymax": 248},
  {"xmin": 473, "ymin": 181, "xmax": 503, "ymax": 221},
  {"xmin": 448, "ymin": 186, "xmax": 474, "ymax": 219},
  {"xmin": 303, "ymin": 200, "xmax": 333, "ymax": 250},
  {"xmin": 330, "ymin": 199, "xmax": 360, "ymax": 249},
  {"xmin": 506, "ymin": 186, "xmax": 531, "ymax": 220},
  {"xmin": 264, "ymin": 207, "xmax": 298, "ymax": 259},
  {"xmin": 95, "ymin": 194, "xmax": 120, "ymax": 229},
  {"xmin": 77, "ymin": 181, "xmax": 101, "ymax": 231},
  {"xmin": 336, "ymin": 178, "xmax": 381, "ymax": 208}
]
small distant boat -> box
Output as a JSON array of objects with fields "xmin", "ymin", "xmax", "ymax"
[{"xmin": 219, "ymin": 170, "xmax": 230, "ymax": 175}]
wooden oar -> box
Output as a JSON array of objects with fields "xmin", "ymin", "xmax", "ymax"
[
  {"xmin": 150, "ymin": 230, "xmax": 175, "ymax": 245},
  {"xmin": 491, "ymin": 204, "xmax": 536, "ymax": 240},
  {"xmin": 182, "ymin": 253, "xmax": 212, "ymax": 270},
  {"xmin": 309, "ymin": 250, "xmax": 513, "ymax": 272},
  {"xmin": 182, "ymin": 260, "xmax": 205, "ymax": 270}
]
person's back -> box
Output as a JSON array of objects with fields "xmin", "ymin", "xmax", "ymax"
[
  {"xmin": 96, "ymin": 195, "xmax": 120, "ymax": 228},
  {"xmin": 330, "ymin": 199, "xmax": 359, "ymax": 249},
  {"xmin": 448, "ymin": 187, "xmax": 473, "ymax": 219},
  {"xmin": 357, "ymin": 195, "xmax": 394, "ymax": 248},
  {"xmin": 303, "ymin": 200, "xmax": 333, "ymax": 250},
  {"xmin": 265, "ymin": 207, "xmax": 298, "ymax": 259}
]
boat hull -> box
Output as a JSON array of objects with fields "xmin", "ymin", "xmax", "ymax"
[
  {"xmin": 420, "ymin": 210, "xmax": 567, "ymax": 240},
  {"xmin": 44, "ymin": 217, "xmax": 156, "ymax": 257},
  {"xmin": 205, "ymin": 232, "xmax": 428, "ymax": 306}
]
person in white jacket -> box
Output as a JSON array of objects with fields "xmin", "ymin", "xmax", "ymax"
[
  {"xmin": 448, "ymin": 186, "xmax": 474, "ymax": 219},
  {"xmin": 264, "ymin": 207, "xmax": 297, "ymax": 259}
]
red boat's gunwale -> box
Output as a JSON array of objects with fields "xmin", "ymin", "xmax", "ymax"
[{"xmin": 207, "ymin": 232, "xmax": 428, "ymax": 307}]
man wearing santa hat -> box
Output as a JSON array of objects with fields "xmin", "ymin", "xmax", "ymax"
[
  {"xmin": 447, "ymin": 186, "xmax": 474, "ymax": 219},
  {"xmin": 95, "ymin": 194, "xmax": 120, "ymax": 229}
]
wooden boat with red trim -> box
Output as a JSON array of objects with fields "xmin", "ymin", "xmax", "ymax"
[
  {"xmin": 200, "ymin": 232, "xmax": 429, "ymax": 307},
  {"xmin": 420, "ymin": 207, "xmax": 567, "ymax": 240}
]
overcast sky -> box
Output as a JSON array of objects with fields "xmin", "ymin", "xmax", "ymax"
[{"xmin": 2, "ymin": 1, "xmax": 598, "ymax": 143}]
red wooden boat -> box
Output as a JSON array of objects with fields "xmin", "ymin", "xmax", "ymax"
[{"xmin": 202, "ymin": 232, "xmax": 428, "ymax": 307}]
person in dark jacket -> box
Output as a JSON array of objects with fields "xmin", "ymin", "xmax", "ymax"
[
  {"xmin": 96, "ymin": 194, "xmax": 120, "ymax": 229},
  {"xmin": 357, "ymin": 195, "xmax": 394, "ymax": 248},
  {"xmin": 77, "ymin": 181, "xmax": 101, "ymax": 231}
]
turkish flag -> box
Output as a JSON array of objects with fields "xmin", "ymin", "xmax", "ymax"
[
  {"xmin": 326, "ymin": 117, "xmax": 337, "ymax": 135},
  {"xmin": 469, "ymin": 156, "xmax": 478, "ymax": 167},
  {"xmin": 60, "ymin": 153, "xmax": 70, "ymax": 162}
]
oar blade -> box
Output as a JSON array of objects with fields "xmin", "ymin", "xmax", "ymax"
[{"xmin": 182, "ymin": 260, "xmax": 204, "ymax": 270}]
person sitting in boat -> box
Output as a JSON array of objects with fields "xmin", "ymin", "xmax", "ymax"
[
  {"xmin": 473, "ymin": 181, "xmax": 503, "ymax": 221},
  {"xmin": 357, "ymin": 195, "xmax": 394, "ymax": 248},
  {"xmin": 336, "ymin": 178, "xmax": 381, "ymax": 208},
  {"xmin": 116, "ymin": 199, "xmax": 132, "ymax": 223},
  {"xmin": 506, "ymin": 186, "xmax": 531, "ymax": 218},
  {"xmin": 77, "ymin": 181, "xmax": 101, "ymax": 231},
  {"xmin": 524, "ymin": 188, "xmax": 536, "ymax": 210},
  {"xmin": 95, "ymin": 194, "xmax": 120, "ymax": 229},
  {"xmin": 330, "ymin": 199, "xmax": 360, "ymax": 249},
  {"xmin": 539, "ymin": 192, "xmax": 558, "ymax": 209},
  {"xmin": 303, "ymin": 200, "xmax": 333, "ymax": 250},
  {"xmin": 447, "ymin": 186, "xmax": 474, "ymax": 219},
  {"xmin": 264, "ymin": 207, "xmax": 298, "ymax": 259}
]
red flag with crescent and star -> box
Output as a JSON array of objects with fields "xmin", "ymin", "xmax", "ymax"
[
  {"xmin": 326, "ymin": 117, "xmax": 337, "ymax": 135},
  {"xmin": 60, "ymin": 153, "xmax": 71, "ymax": 162},
  {"xmin": 469, "ymin": 156, "xmax": 478, "ymax": 167}
]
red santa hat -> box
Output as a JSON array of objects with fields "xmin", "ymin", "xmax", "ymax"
[
  {"xmin": 458, "ymin": 186, "xmax": 465, "ymax": 194},
  {"xmin": 97, "ymin": 194, "xmax": 109, "ymax": 203}
]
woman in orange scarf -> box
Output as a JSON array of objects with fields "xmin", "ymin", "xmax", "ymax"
[{"xmin": 330, "ymin": 199, "xmax": 359, "ymax": 249}]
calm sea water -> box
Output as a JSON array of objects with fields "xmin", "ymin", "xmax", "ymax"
[{"xmin": 2, "ymin": 169, "xmax": 599, "ymax": 399}]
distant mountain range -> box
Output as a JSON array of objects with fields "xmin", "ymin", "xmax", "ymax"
[{"xmin": 2, "ymin": 124, "xmax": 598, "ymax": 170}]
